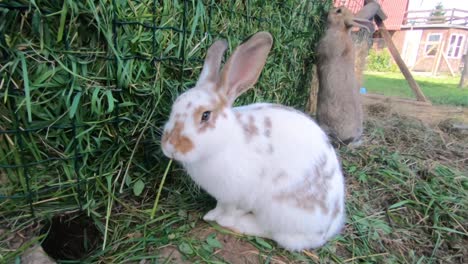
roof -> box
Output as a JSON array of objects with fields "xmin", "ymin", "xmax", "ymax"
[
  {"xmin": 381, "ymin": 0, "xmax": 409, "ymax": 30},
  {"xmin": 334, "ymin": 0, "xmax": 409, "ymax": 30}
]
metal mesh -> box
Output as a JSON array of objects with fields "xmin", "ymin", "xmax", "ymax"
[{"xmin": 0, "ymin": 0, "xmax": 332, "ymax": 219}]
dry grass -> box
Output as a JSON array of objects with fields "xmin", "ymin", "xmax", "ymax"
[
  {"xmin": 3, "ymin": 103, "xmax": 466, "ymax": 263},
  {"xmin": 1, "ymin": 1, "xmax": 467, "ymax": 263}
]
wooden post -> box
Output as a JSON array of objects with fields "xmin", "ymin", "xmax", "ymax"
[
  {"xmin": 459, "ymin": 53, "xmax": 468, "ymax": 88},
  {"xmin": 375, "ymin": 16, "xmax": 429, "ymax": 102}
]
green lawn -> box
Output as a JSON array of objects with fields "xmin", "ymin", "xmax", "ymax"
[{"xmin": 363, "ymin": 72, "xmax": 468, "ymax": 107}]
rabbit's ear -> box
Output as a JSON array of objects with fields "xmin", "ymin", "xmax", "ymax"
[
  {"xmin": 196, "ymin": 39, "xmax": 228, "ymax": 86},
  {"xmin": 217, "ymin": 32, "xmax": 273, "ymax": 105},
  {"xmin": 352, "ymin": 18, "xmax": 374, "ymax": 33}
]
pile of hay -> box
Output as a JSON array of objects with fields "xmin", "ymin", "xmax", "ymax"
[{"xmin": 0, "ymin": 1, "xmax": 331, "ymax": 262}]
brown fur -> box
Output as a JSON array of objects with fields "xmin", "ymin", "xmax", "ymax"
[
  {"xmin": 316, "ymin": 6, "xmax": 364, "ymax": 144},
  {"xmin": 245, "ymin": 115, "xmax": 259, "ymax": 139},
  {"xmin": 274, "ymin": 178, "xmax": 329, "ymax": 213},
  {"xmin": 194, "ymin": 95, "xmax": 227, "ymax": 133},
  {"xmin": 235, "ymin": 113, "xmax": 260, "ymax": 141},
  {"xmin": 166, "ymin": 121, "xmax": 194, "ymax": 154},
  {"xmin": 273, "ymin": 157, "xmax": 334, "ymax": 213}
]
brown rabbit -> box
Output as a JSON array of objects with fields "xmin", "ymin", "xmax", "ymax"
[{"xmin": 316, "ymin": 6, "xmax": 373, "ymax": 145}]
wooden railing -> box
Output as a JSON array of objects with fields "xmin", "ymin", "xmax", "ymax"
[{"xmin": 402, "ymin": 9, "xmax": 468, "ymax": 26}]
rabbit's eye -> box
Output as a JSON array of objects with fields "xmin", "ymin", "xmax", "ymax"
[
  {"xmin": 336, "ymin": 8, "xmax": 342, "ymax": 13},
  {"xmin": 201, "ymin": 111, "xmax": 211, "ymax": 122}
]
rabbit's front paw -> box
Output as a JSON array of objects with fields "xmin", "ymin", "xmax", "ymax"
[
  {"xmin": 219, "ymin": 213, "xmax": 268, "ymax": 238},
  {"xmin": 203, "ymin": 207, "xmax": 223, "ymax": 221},
  {"xmin": 204, "ymin": 203, "xmax": 246, "ymax": 222}
]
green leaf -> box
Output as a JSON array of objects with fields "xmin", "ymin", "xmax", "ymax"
[
  {"xmin": 255, "ymin": 237, "xmax": 273, "ymax": 250},
  {"xmin": 118, "ymin": 102, "xmax": 138, "ymax": 107},
  {"xmin": 358, "ymin": 172, "xmax": 368, "ymax": 183},
  {"xmin": 125, "ymin": 173, "xmax": 132, "ymax": 187},
  {"xmin": 32, "ymin": 12, "xmax": 41, "ymax": 36},
  {"xmin": 178, "ymin": 242, "xmax": 194, "ymax": 255},
  {"xmin": 388, "ymin": 200, "xmax": 412, "ymax": 209},
  {"xmin": 348, "ymin": 166, "xmax": 357, "ymax": 173},
  {"xmin": 91, "ymin": 88, "xmax": 100, "ymax": 114},
  {"xmin": 133, "ymin": 179, "xmax": 145, "ymax": 196},
  {"xmin": 105, "ymin": 90, "xmax": 115, "ymax": 113},
  {"xmin": 206, "ymin": 233, "xmax": 222, "ymax": 249},
  {"xmin": 202, "ymin": 243, "xmax": 213, "ymax": 253},
  {"xmin": 69, "ymin": 92, "xmax": 82, "ymax": 119},
  {"xmin": 32, "ymin": 68, "xmax": 54, "ymax": 86},
  {"xmin": 57, "ymin": 1, "xmax": 68, "ymax": 42},
  {"xmin": 19, "ymin": 53, "xmax": 32, "ymax": 122}
]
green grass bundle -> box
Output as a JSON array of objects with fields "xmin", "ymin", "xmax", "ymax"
[{"xmin": 0, "ymin": 0, "xmax": 331, "ymax": 257}]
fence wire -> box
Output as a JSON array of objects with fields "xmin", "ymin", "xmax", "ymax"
[{"xmin": 0, "ymin": 0, "xmax": 332, "ymax": 220}]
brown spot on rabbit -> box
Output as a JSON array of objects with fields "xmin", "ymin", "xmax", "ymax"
[
  {"xmin": 176, "ymin": 136, "xmax": 195, "ymax": 154},
  {"xmin": 317, "ymin": 154, "xmax": 337, "ymax": 179},
  {"xmin": 274, "ymin": 185, "xmax": 328, "ymax": 213},
  {"xmin": 167, "ymin": 121, "xmax": 194, "ymax": 154},
  {"xmin": 245, "ymin": 115, "xmax": 259, "ymax": 139},
  {"xmin": 274, "ymin": 166, "xmax": 330, "ymax": 214},
  {"xmin": 194, "ymin": 96, "xmax": 227, "ymax": 133},
  {"xmin": 186, "ymin": 102, "xmax": 193, "ymax": 109},
  {"xmin": 236, "ymin": 114, "xmax": 259, "ymax": 141}
]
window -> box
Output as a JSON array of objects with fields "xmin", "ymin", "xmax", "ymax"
[
  {"xmin": 446, "ymin": 34, "xmax": 465, "ymax": 58},
  {"xmin": 424, "ymin": 33, "xmax": 441, "ymax": 57}
]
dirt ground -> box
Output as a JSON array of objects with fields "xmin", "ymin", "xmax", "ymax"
[
  {"xmin": 14, "ymin": 94, "xmax": 468, "ymax": 264},
  {"xmin": 152, "ymin": 95, "xmax": 468, "ymax": 264},
  {"xmin": 362, "ymin": 94, "xmax": 468, "ymax": 126}
]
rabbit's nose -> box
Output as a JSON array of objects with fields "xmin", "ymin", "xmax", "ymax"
[
  {"xmin": 161, "ymin": 136, "xmax": 175, "ymax": 158},
  {"xmin": 161, "ymin": 131, "xmax": 170, "ymax": 144}
]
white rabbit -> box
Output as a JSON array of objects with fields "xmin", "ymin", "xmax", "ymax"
[{"xmin": 161, "ymin": 32, "xmax": 346, "ymax": 251}]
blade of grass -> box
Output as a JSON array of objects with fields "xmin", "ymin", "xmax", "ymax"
[
  {"xmin": 150, "ymin": 159, "xmax": 172, "ymax": 219},
  {"xmin": 18, "ymin": 53, "xmax": 32, "ymax": 123},
  {"xmin": 57, "ymin": 0, "xmax": 68, "ymax": 43}
]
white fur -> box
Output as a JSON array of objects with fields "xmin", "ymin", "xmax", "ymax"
[{"xmin": 161, "ymin": 32, "xmax": 346, "ymax": 251}]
